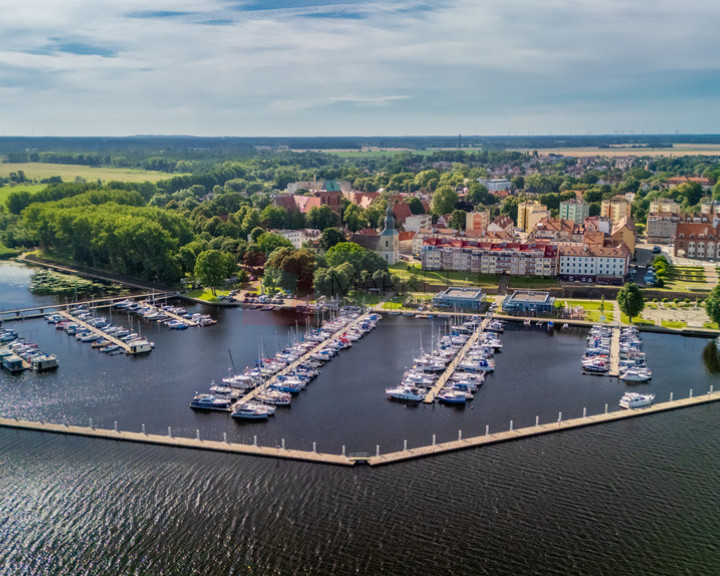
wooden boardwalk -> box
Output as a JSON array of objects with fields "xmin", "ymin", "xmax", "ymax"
[
  {"xmin": 608, "ymin": 326, "xmax": 621, "ymax": 377},
  {"xmin": 240, "ymin": 312, "xmax": 376, "ymax": 403},
  {"xmin": 57, "ymin": 311, "xmax": 134, "ymax": 354},
  {"xmin": 423, "ymin": 317, "xmax": 490, "ymax": 403},
  {"xmin": 369, "ymin": 389, "xmax": 720, "ymax": 466},
  {"xmin": 0, "ymin": 417, "xmax": 353, "ymax": 466},
  {"xmin": 1, "ymin": 388, "xmax": 718, "ymax": 467}
]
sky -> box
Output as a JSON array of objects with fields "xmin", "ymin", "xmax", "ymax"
[{"xmin": 1, "ymin": 0, "xmax": 720, "ymax": 137}]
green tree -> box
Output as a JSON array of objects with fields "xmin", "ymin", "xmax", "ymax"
[
  {"xmin": 307, "ymin": 205, "xmax": 339, "ymax": 230},
  {"xmin": 405, "ymin": 196, "xmax": 425, "ymax": 215},
  {"xmin": 6, "ymin": 190, "xmax": 33, "ymax": 215},
  {"xmin": 194, "ymin": 249, "xmax": 227, "ymax": 295},
  {"xmin": 449, "ymin": 209, "xmax": 467, "ymax": 231},
  {"xmin": 260, "ymin": 205, "xmax": 287, "ymax": 229},
  {"xmin": 617, "ymin": 282, "xmax": 645, "ymax": 322},
  {"xmin": 705, "ymin": 284, "xmax": 720, "ymax": 326},
  {"xmin": 319, "ymin": 228, "xmax": 345, "ymax": 251},
  {"xmin": 255, "ymin": 232, "xmax": 293, "ymax": 255},
  {"xmin": 343, "ymin": 203, "xmax": 368, "ymax": 232},
  {"xmin": 264, "ymin": 248, "xmax": 315, "ymax": 294},
  {"xmin": 431, "ymin": 185, "xmax": 458, "ymax": 216}
]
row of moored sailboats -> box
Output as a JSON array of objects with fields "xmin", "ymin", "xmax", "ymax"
[
  {"xmin": 190, "ymin": 310, "xmax": 381, "ymax": 420},
  {"xmin": 385, "ymin": 317, "xmax": 505, "ymax": 405}
]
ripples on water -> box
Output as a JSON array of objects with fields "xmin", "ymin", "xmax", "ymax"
[{"xmin": 2, "ymin": 405, "xmax": 720, "ymax": 576}]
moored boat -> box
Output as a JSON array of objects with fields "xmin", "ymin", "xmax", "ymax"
[{"xmin": 619, "ymin": 392, "xmax": 655, "ymax": 409}]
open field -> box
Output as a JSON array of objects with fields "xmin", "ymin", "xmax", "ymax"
[
  {"xmin": 557, "ymin": 299, "xmax": 614, "ymax": 322},
  {"xmin": 389, "ymin": 261, "xmax": 499, "ymax": 288},
  {"xmin": 510, "ymin": 143, "xmax": 720, "ymax": 158},
  {"xmin": 659, "ymin": 265, "xmax": 710, "ymax": 292},
  {"xmin": 0, "ymin": 183, "xmax": 45, "ymax": 206},
  {"xmin": 0, "ymin": 162, "xmax": 178, "ymax": 183}
]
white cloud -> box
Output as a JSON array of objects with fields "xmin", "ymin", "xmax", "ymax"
[{"xmin": 0, "ymin": 0, "xmax": 719, "ymax": 135}]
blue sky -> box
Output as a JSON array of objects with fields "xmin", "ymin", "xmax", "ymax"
[{"xmin": 1, "ymin": 0, "xmax": 719, "ymax": 136}]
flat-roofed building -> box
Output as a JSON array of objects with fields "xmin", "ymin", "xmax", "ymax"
[
  {"xmin": 559, "ymin": 199, "xmax": 591, "ymax": 224},
  {"xmin": 646, "ymin": 212, "xmax": 680, "ymax": 243},
  {"xmin": 502, "ymin": 291, "xmax": 556, "ymax": 314},
  {"xmin": 466, "ymin": 210, "xmax": 490, "ymax": 234},
  {"xmin": 432, "ymin": 287, "xmax": 485, "ymax": 310}
]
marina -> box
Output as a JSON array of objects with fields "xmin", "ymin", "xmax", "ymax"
[{"xmin": 1, "ymin": 386, "xmax": 718, "ymax": 466}]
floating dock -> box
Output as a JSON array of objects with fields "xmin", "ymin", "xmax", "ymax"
[
  {"xmin": 1, "ymin": 389, "xmax": 719, "ymax": 467},
  {"xmin": 423, "ymin": 317, "xmax": 490, "ymax": 403},
  {"xmin": 240, "ymin": 312, "xmax": 378, "ymax": 404},
  {"xmin": 608, "ymin": 326, "xmax": 621, "ymax": 377},
  {"xmin": 56, "ymin": 311, "xmax": 134, "ymax": 354}
]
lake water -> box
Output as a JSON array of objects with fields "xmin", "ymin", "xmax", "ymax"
[{"xmin": 2, "ymin": 261, "xmax": 720, "ymax": 575}]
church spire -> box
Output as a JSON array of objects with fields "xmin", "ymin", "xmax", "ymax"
[{"xmin": 383, "ymin": 203, "xmax": 395, "ymax": 232}]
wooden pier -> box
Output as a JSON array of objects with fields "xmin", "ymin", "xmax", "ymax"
[
  {"xmin": 423, "ymin": 317, "xmax": 490, "ymax": 403},
  {"xmin": 1, "ymin": 388, "xmax": 718, "ymax": 466},
  {"xmin": 369, "ymin": 388, "xmax": 720, "ymax": 466},
  {"xmin": 0, "ymin": 417, "xmax": 353, "ymax": 466},
  {"xmin": 240, "ymin": 312, "xmax": 377, "ymax": 403},
  {"xmin": 608, "ymin": 326, "xmax": 621, "ymax": 377},
  {"xmin": 57, "ymin": 311, "xmax": 134, "ymax": 354},
  {"xmin": 0, "ymin": 293, "xmax": 177, "ymax": 322}
]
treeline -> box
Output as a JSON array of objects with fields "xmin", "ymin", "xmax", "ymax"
[{"xmin": 21, "ymin": 190, "xmax": 195, "ymax": 282}]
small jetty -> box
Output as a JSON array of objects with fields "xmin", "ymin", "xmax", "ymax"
[
  {"xmin": 241, "ymin": 312, "xmax": 378, "ymax": 404},
  {"xmin": 2, "ymin": 387, "xmax": 719, "ymax": 467},
  {"xmin": 423, "ymin": 317, "xmax": 490, "ymax": 403},
  {"xmin": 56, "ymin": 311, "xmax": 135, "ymax": 354},
  {"xmin": 608, "ymin": 326, "xmax": 621, "ymax": 377}
]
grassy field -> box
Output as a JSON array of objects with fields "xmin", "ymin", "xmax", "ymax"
[
  {"xmin": 508, "ymin": 276, "xmax": 560, "ymax": 289},
  {"xmin": 186, "ymin": 288, "xmax": 232, "ymax": 302},
  {"xmin": 390, "ymin": 262, "xmax": 499, "ymax": 288},
  {"xmin": 557, "ymin": 299, "xmax": 614, "ymax": 322},
  {"xmin": 510, "ymin": 144, "xmax": 720, "ymax": 158},
  {"xmin": 0, "ymin": 162, "xmax": 179, "ymax": 184},
  {"xmin": 660, "ymin": 265, "xmax": 709, "ymax": 292},
  {"xmin": 621, "ymin": 312, "xmax": 655, "ymax": 325},
  {"xmin": 0, "ymin": 240, "xmax": 20, "ymax": 258},
  {"xmin": 661, "ymin": 320, "xmax": 687, "ymax": 329},
  {"xmin": 0, "ymin": 183, "xmax": 46, "ymax": 207}
]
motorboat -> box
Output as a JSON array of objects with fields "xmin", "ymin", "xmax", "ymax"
[
  {"xmin": 189, "ymin": 393, "xmax": 232, "ymax": 411},
  {"xmin": 619, "ymin": 392, "xmax": 655, "ymax": 409},
  {"xmin": 256, "ymin": 389, "xmax": 292, "ymax": 406},
  {"xmin": 619, "ymin": 367, "xmax": 652, "ymax": 382},
  {"xmin": 30, "ymin": 354, "xmax": 59, "ymax": 372},
  {"xmin": 437, "ymin": 389, "xmax": 469, "ymax": 404},
  {"xmin": 125, "ymin": 339, "xmax": 153, "ymax": 355},
  {"xmin": 385, "ymin": 384, "xmax": 425, "ymax": 402},
  {"xmin": 231, "ymin": 402, "xmax": 271, "ymax": 420}
]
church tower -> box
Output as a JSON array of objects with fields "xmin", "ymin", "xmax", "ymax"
[{"xmin": 378, "ymin": 204, "xmax": 399, "ymax": 264}]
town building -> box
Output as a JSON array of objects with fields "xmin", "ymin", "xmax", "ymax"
[
  {"xmin": 649, "ymin": 199, "xmax": 680, "ymax": 214},
  {"xmin": 674, "ymin": 220, "xmax": 720, "ymax": 259},
  {"xmin": 559, "ymin": 199, "xmax": 591, "ymax": 224},
  {"xmin": 517, "ymin": 201, "xmax": 549, "ymax": 231},
  {"xmin": 610, "ymin": 216, "xmax": 637, "ymax": 255},
  {"xmin": 646, "ymin": 212, "xmax": 680, "ymax": 243},
  {"xmin": 432, "ymin": 287, "xmax": 485, "ymax": 311},
  {"xmin": 274, "ymin": 189, "xmax": 343, "ymax": 215},
  {"xmin": 601, "ymin": 195, "xmax": 632, "ymax": 224},
  {"xmin": 270, "ymin": 229, "xmax": 321, "ymax": 249},
  {"xmin": 532, "ymin": 218, "xmax": 584, "ymax": 243},
  {"xmin": 478, "ymin": 178, "xmax": 512, "ymax": 192},
  {"xmin": 487, "ymin": 214, "xmax": 514, "ymax": 235},
  {"xmin": 466, "ymin": 210, "xmax": 490, "ymax": 234},
  {"xmin": 350, "ymin": 205, "xmax": 399, "ymax": 264},
  {"xmin": 502, "ymin": 291, "xmax": 556, "ymax": 315},
  {"xmin": 421, "ymin": 238, "xmax": 557, "ymax": 276},
  {"xmin": 404, "ymin": 214, "xmax": 432, "ymax": 233},
  {"xmin": 558, "ymin": 244, "xmax": 630, "ymax": 284}
]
